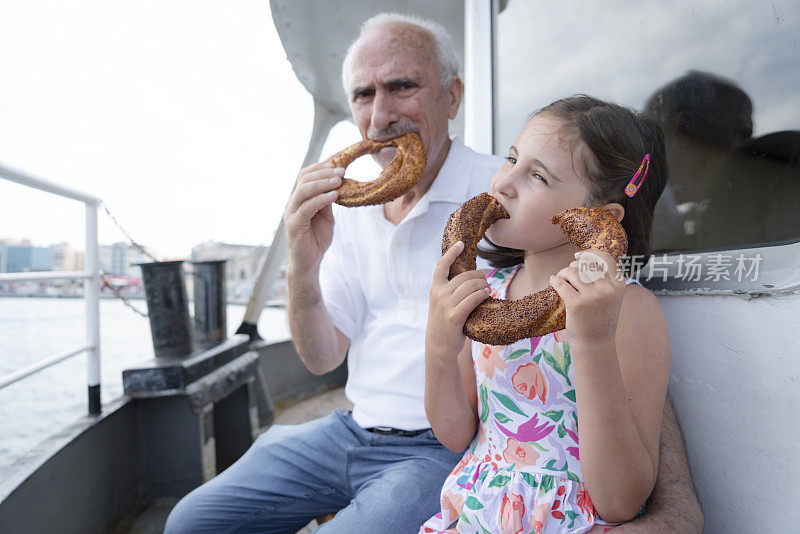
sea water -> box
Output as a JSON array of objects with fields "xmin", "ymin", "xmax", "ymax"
[{"xmin": 0, "ymin": 297, "xmax": 290, "ymax": 471}]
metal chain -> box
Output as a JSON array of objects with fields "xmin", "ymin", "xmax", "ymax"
[
  {"xmin": 99, "ymin": 203, "xmax": 153, "ymax": 317},
  {"xmin": 101, "ymin": 203, "xmax": 160, "ymax": 262},
  {"xmin": 100, "ymin": 273, "xmax": 148, "ymax": 318}
]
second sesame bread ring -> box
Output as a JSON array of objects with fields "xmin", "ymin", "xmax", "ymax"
[
  {"xmin": 442, "ymin": 195, "xmax": 628, "ymax": 346},
  {"xmin": 326, "ymin": 132, "xmax": 426, "ymax": 207}
]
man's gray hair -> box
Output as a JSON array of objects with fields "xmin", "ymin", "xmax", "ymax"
[{"xmin": 341, "ymin": 12, "xmax": 460, "ymax": 94}]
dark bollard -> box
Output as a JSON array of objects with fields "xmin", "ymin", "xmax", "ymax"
[
  {"xmin": 137, "ymin": 260, "xmax": 194, "ymax": 359},
  {"xmin": 191, "ymin": 260, "xmax": 227, "ymax": 349}
]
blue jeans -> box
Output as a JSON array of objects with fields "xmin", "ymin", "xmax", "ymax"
[{"xmin": 164, "ymin": 409, "xmax": 462, "ymax": 533}]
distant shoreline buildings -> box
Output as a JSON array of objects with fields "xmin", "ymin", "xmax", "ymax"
[
  {"xmin": 0, "ymin": 238, "xmax": 285, "ymax": 303},
  {"xmin": 190, "ymin": 240, "xmax": 286, "ymax": 302},
  {"xmin": 0, "ymin": 239, "xmax": 84, "ymax": 273},
  {"xmin": 0, "ymin": 238, "xmax": 149, "ymax": 277}
]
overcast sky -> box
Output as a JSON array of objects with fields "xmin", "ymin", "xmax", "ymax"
[{"xmin": 0, "ymin": 1, "xmax": 367, "ymax": 258}]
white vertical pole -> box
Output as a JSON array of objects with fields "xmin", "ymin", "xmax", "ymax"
[
  {"xmin": 85, "ymin": 202, "xmax": 101, "ymax": 415},
  {"xmin": 464, "ymin": 0, "xmax": 497, "ymax": 155},
  {"xmin": 237, "ymin": 99, "xmax": 344, "ymax": 338}
]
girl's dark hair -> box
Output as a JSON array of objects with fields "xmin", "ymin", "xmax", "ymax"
[{"xmin": 479, "ymin": 95, "xmax": 668, "ymax": 275}]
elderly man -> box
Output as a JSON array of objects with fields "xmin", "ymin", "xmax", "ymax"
[{"xmin": 166, "ymin": 13, "xmax": 702, "ymax": 533}]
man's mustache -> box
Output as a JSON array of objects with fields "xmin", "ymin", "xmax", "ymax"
[{"xmin": 367, "ymin": 123, "xmax": 419, "ymax": 141}]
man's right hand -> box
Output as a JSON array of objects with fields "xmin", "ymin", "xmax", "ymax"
[{"xmin": 284, "ymin": 162, "xmax": 344, "ymax": 273}]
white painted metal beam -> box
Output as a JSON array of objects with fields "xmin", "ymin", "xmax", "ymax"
[
  {"xmin": 0, "ymin": 271, "xmax": 93, "ymax": 282},
  {"xmin": 85, "ymin": 203, "xmax": 101, "ymax": 414},
  {"xmin": 464, "ymin": 0, "xmax": 497, "ymax": 154},
  {"xmin": 0, "ymin": 162, "xmax": 100, "ymax": 205},
  {"xmin": 0, "ymin": 344, "xmax": 94, "ymax": 390},
  {"xmin": 239, "ymin": 99, "xmax": 345, "ymax": 333}
]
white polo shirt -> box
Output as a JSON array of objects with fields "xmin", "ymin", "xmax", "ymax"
[{"xmin": 319, "ymin": 137, "xmax": 504, "ymax": 430}]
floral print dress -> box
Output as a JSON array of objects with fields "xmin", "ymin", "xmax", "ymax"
[{"xmin": 420, "ymin": 265, "xmax": 636, "ymax": 534}]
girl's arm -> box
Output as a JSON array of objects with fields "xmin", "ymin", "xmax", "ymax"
[
  {"xmin": 551, "ymin": 250, "xmax": 670, "ymax": 523},
  {"xmin": 426, "ymin": 338, "xmax": 479, "ymax": 452},
  {"xmin": 424, "ymin": 241, "xmax": 487, "ymax": 452}
]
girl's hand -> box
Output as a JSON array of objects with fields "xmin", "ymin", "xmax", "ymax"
[
  {"xmin": 426, "ymin": 241, "xmax": 491, "ymax": 364},
  {"xmin": 549, "ymin": 248, "xmax": 626, "ymax": 346}
]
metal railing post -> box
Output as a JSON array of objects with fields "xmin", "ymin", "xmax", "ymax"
[
  {"xmin": 0, "ymin": 162, "xmax": 104, "ymax": 412},
  {"xmin": 85, "ymin": 201, "xmax": 101, "ymax": 415}
]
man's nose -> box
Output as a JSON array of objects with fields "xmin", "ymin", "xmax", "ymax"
[{"xmin": 370, "ymin": 91, "xmax": 398, "ymax": 132}]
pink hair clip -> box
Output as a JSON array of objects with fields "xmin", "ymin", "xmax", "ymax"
[{"xmin": 624, "ymin": 153, "xmax": 650, "ymax": 197}]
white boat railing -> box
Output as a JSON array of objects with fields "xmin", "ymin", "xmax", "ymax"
[{"xmin": 0, "ymin": 162, "xmax": 102, "ymax": 415}]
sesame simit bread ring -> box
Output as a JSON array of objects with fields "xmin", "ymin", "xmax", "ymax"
[
  {"xmin": 325, "ymin": 131, "xmax": 426, "ymax": 207},
  {"xmin": 442, "ymin": 195, "xmax": 628, "ymax": 345}
]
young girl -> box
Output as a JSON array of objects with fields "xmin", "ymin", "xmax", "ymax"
[{"xmin": 419, "ymin": 96, "xmax": 670, "ymax": 534}]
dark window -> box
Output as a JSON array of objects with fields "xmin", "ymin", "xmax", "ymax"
[{"xmin": 495, "ymin": 1, "xmax": 799, "ymax": 254}]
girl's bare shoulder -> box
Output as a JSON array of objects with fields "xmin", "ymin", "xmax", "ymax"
[
  {"xmin": 621, "ymin": 282, "xmax": 663, "ymax": 315},
  {"xmin": 618, "ymin": 283, "xmax": 670, "ymax": 362}
]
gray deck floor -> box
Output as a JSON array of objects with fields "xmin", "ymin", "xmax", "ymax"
[{"xmin": 119, "ymin": 387, "xmax": 352, "ymax": 534}]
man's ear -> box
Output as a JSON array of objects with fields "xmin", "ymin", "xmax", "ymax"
[
  {"xmin": 447, "ymin": 76, "xmax": 463, "ymax": 120},
  {"xmin": 601, "ymin": 202, "xmax": 625, "ymax": 222}
]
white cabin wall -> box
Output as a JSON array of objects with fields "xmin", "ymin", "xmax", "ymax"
[{"xmin": 657, "ymin": 292, "xmax": 800, "ymax": 533}]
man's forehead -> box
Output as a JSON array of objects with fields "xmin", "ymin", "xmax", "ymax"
[
  {"xmin": 360, "ymin": 22, "xmax": 432, "ymax": 54},
  {"xmin": 347, "ymin": 26, "xmax": 436, "ymax": 88}
]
